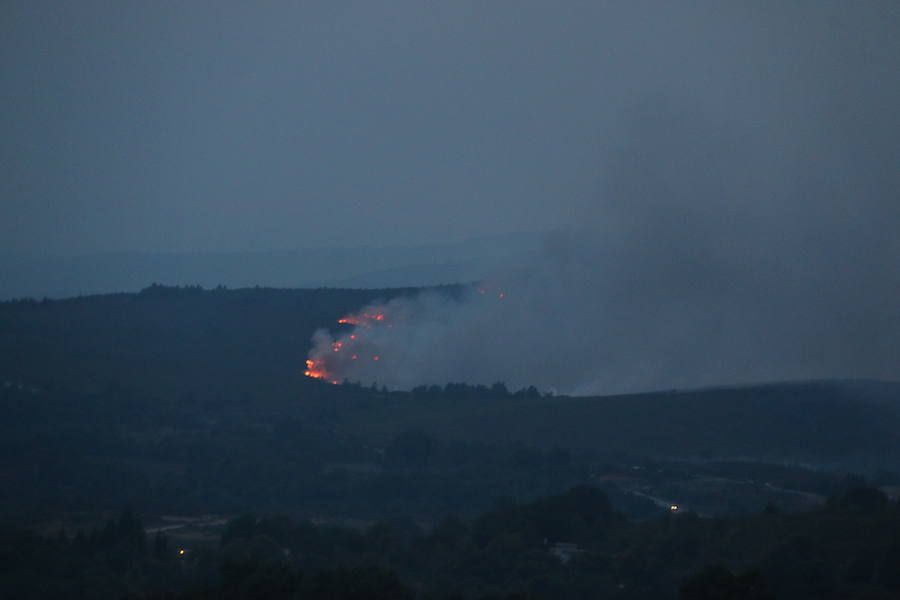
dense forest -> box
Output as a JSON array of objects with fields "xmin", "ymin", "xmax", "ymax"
[
  {"xmin": 1, "ymin": 285, "xmax": 898, "ymax": 598},
  {"xmin": 3, "ymin": 485, "xmax": 899, "ymax": 599}
]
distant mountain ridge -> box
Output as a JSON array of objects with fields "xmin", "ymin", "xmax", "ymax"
[{"xmin": 0, "ymin": 231, "xmax": 543, "ymax": 299}]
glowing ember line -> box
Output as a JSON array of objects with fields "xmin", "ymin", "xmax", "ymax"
[
  {"xmin": 337, "ymin": 312, "xmax": 386, "ymax": 327},
  {"xmin": 304, "ymin": 358, "xmax": 328, "ymax": 380},
  {"xmin": 305, "ymin": 284, "xmax": 509, "ymax": 386},
  {"xmin": 306, "ymin": 307, "xmax": 397, "ymax": 383}
]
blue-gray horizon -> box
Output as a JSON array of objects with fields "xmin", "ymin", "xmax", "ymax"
[{"xmin": 2, "ymin": 1, "xmax": 897, "ymax": 391}]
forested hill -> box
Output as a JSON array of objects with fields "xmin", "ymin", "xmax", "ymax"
[
  {"xmin": 0, "ymin": 283, "xmax": 426, "ymax": 396},
  {"xmin": 1, "ymin": 285, "xmax": 898, "ymax": 469},
  {"xmin": 1, "ymin": 285, "xmax": 898, "ymax": 524},
  {"xmin": 340, "ymin": 379, "xmax": 900, "ymax": 472}
]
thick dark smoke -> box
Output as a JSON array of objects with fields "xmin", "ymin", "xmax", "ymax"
[{"xmin": 308, "ymin": 3, "xmax": 899, "ymax": 395}]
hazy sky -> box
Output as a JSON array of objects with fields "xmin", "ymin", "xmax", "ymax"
[{"xmin": 4, "ymin": 1, "xmax": 895, "ymax": 256}]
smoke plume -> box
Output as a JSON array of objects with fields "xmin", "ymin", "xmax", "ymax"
[{"xmin": 307, "ymin": 4, "xmax": 899, "ymax": 395}]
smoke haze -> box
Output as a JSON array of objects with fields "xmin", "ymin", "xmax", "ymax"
[
  {"xmin": 2, "ymin": 1, "xmax": 896, "ymax": 393},
  {"xmin": 308, "ymin": 3, "xmax": 899, "ymax": 394}
]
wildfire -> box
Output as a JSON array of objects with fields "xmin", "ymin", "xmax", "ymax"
[
  {"xmin": 303, "ymin": 285, "xmax": 506, "ymax": 386},
  {"xmin": 337, "ymin": 312, "xmax": 385, "ymax": 327},
  {"xmin": 304, "ymin": 309, "xmax": 391, "ymax": 384},
  {"xmin": 304, "ymin": 358, "xmax": 328, "ymax": 380}
]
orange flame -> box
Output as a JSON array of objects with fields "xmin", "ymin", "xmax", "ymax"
[
  {"xmin": 305, "ymin": 285, "xmax": 507, "ymax": 385},
  {"xmin": 305, "ymin": 309, "xmax": 395, "ymax": 383},
  {"xmin": 337, "ymin": 312, "xmax": 386, "ymax": 327},
  {"xmin": 304, "ymin": 358, "xmax": 328, "ymax": 380}
]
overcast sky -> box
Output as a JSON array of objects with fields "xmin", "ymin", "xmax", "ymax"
[{"xmin": 3, "ymin": 1, "xmax": 895, "ymax": 257}]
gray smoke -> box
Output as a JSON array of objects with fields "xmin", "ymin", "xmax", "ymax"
[{"xmin": 307, "ymin": 2, "xmax": 899, "ymax": 395}]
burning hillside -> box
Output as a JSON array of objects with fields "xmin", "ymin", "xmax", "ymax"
[
  {"xmin": 299, "ymin": 104, "xmax": 900, "ymax": 396},
  {"xmin": 304, "ymin": 287, "xmax": 508, "ymax": 389},
  {"xmin": 304, "ymin": 309, "xmax": 390, "ymax": 384}
]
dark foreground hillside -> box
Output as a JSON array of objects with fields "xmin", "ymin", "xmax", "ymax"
[
  {"xmin": 1, "ymin": 285, "xmax": 898, "ymax": 521},
  {"xmin": 3, "ymin": 485, "xmax": 900, "ymax": 599},
  {"xmin": 345, "ymin": 379, "xmax": 900, "ymax": 472},
  {"xmin": 2, "ymin": 285, "xmax": 900, "ymax": 598}
]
